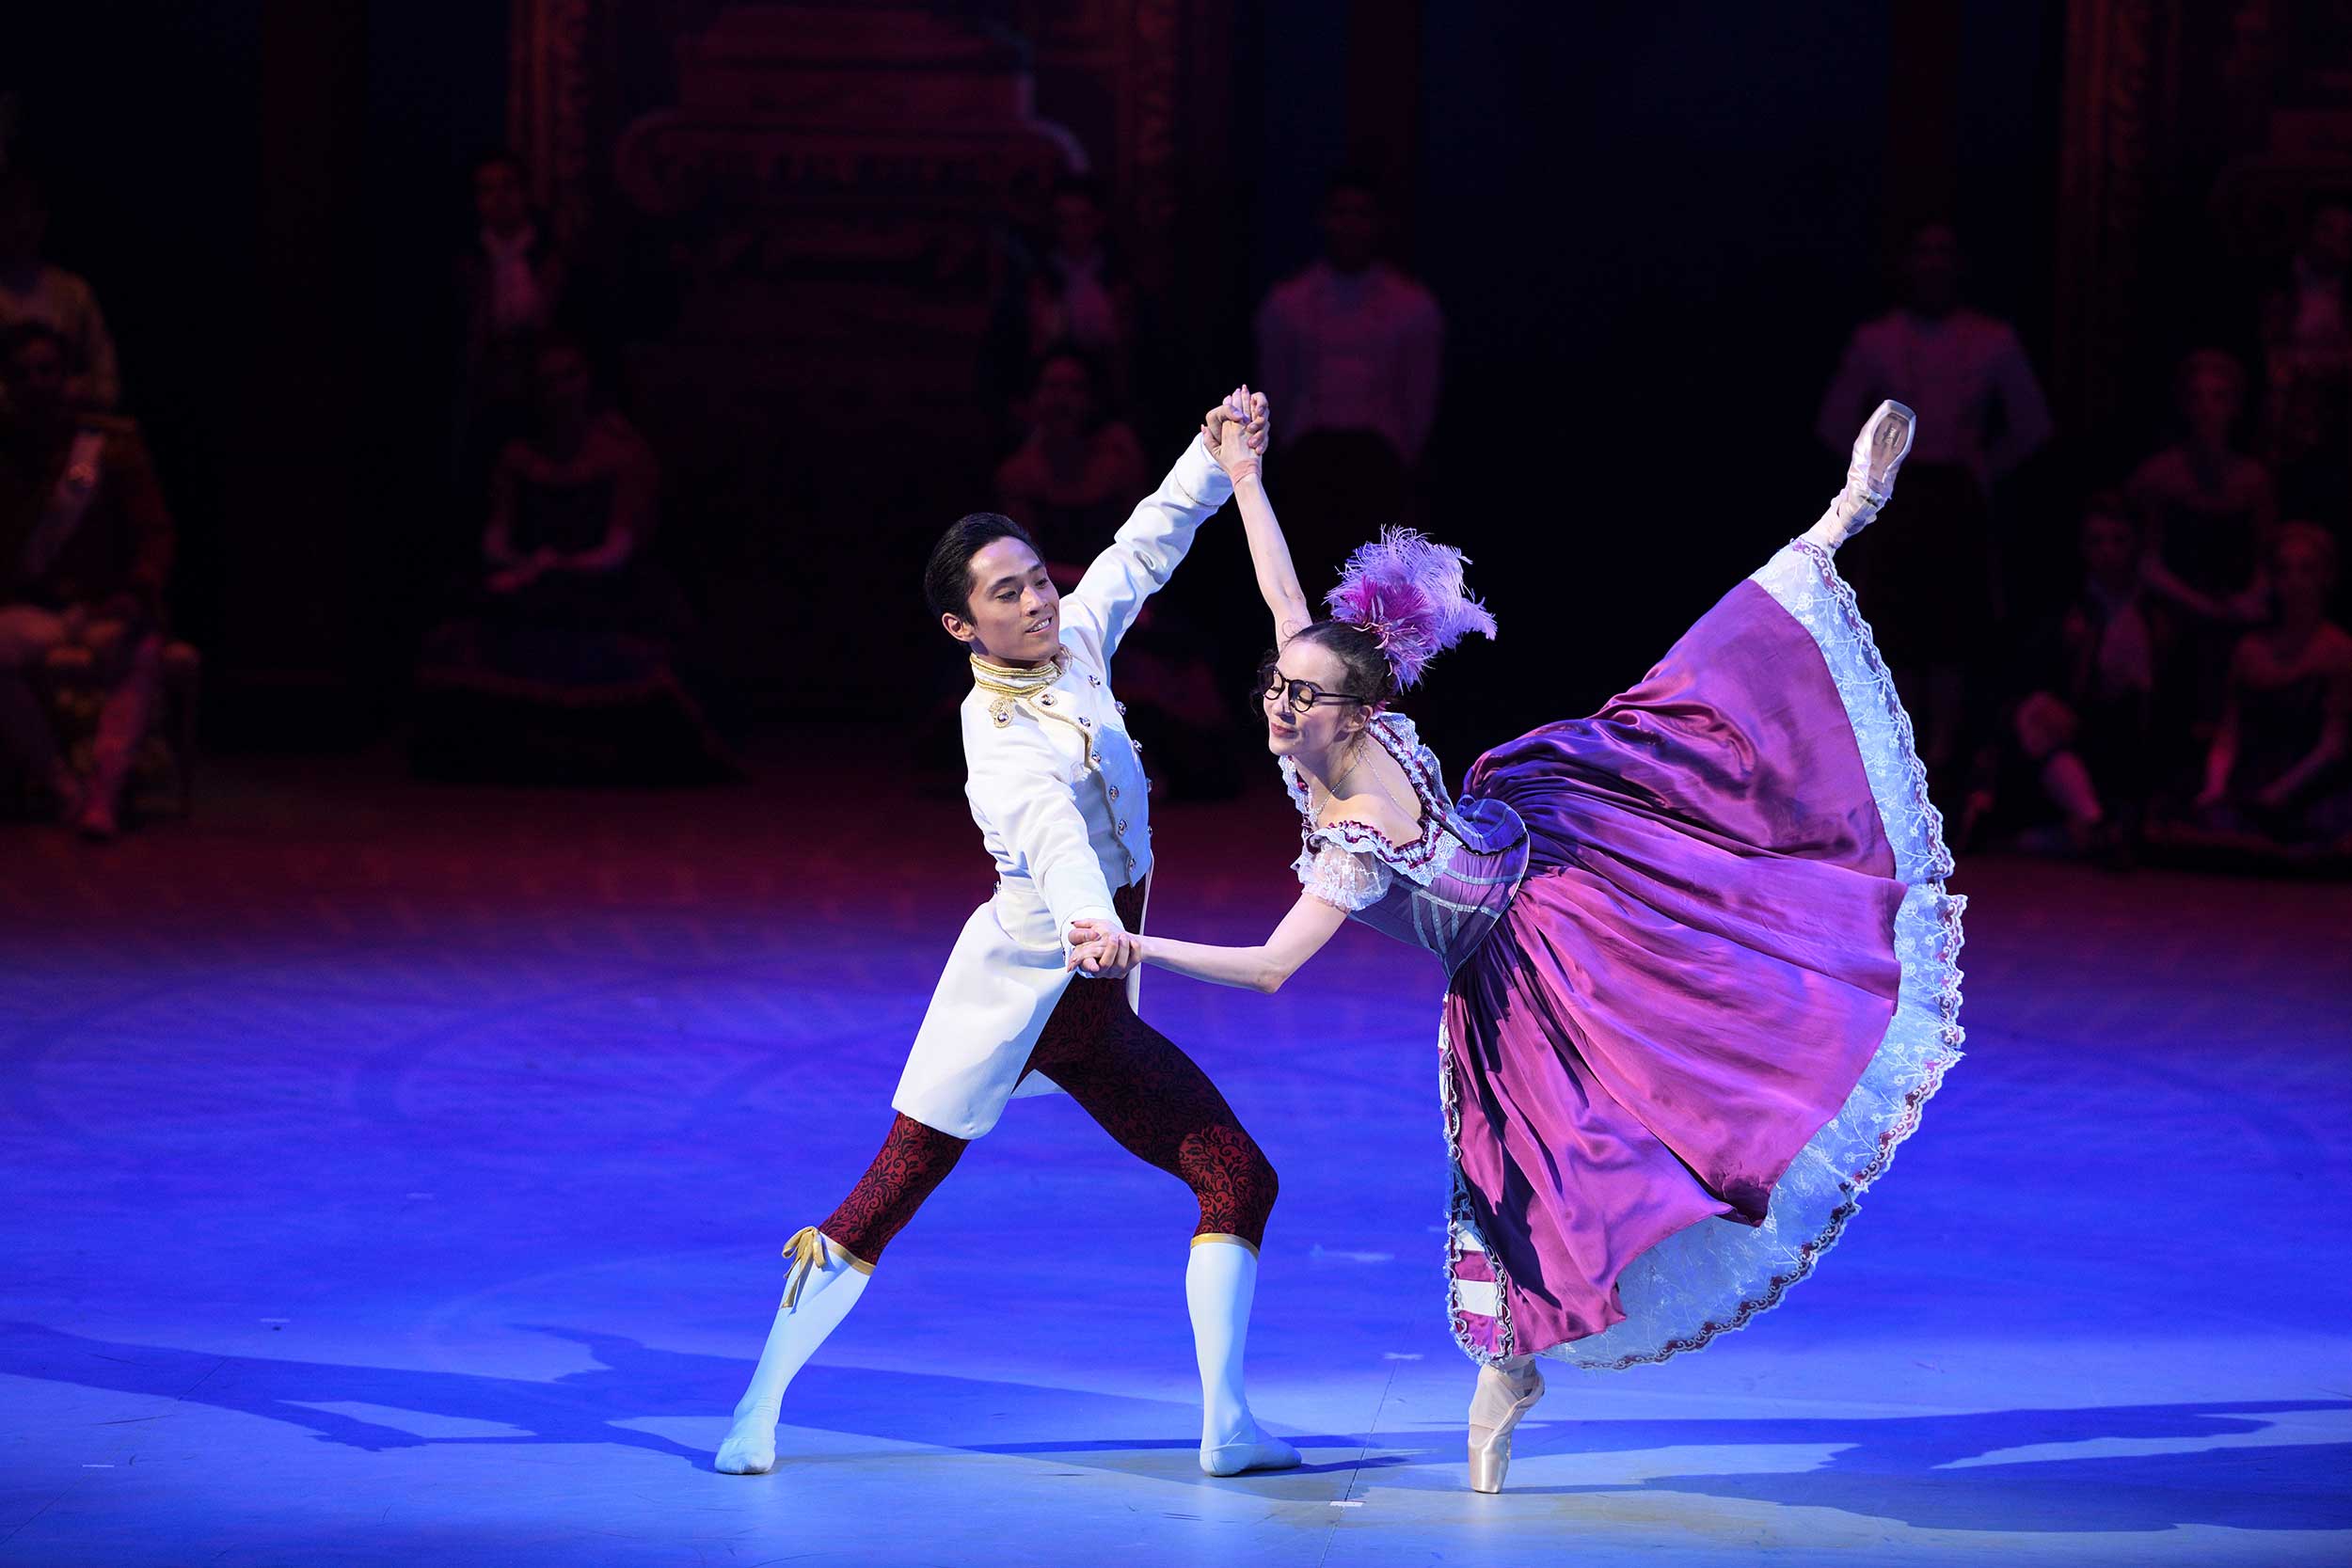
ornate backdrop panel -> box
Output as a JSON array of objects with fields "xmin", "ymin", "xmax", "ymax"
[
  {"xmin": 505, "ymin": 0, "xmax": 1234, "ymax": 702},
  {"xmin": 2058, "ymin": 0, "xmax": 2352, "ymax": 450}
]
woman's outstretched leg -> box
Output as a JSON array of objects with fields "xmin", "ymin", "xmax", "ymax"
[{"xmin": 714, "ymin": 1113, "xmax": 967, "ymax": 1475}]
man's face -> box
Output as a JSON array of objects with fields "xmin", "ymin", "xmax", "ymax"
[
  {"xmin": 475, "ymin": 163, "xmax": 529, "ymax": 233},
  {"xmin": 2182, "ymin": 368, "xmax": 2239, "ymax": 443},
  {"xmin": 535, "ymin": 346, "xmax": 592, "ymax": 420},
  {"xmin": 1051, "ymin": 192, "xmax": 1102, "ymax": 257},
  {"xmin": 2275, "ymin": 537, "xmax": 2334, "ymax": 614},
  {"xmin": 1032, "ymin": 356, "xmax": 1092, "ymax": 434},
  {"xmin": 2310, "ymin": 206, "xmax": 2352, "ymax": 271},
  {"xmin": 3, "ymin": 339, "xmax": 68, "ymax": 420},
  {"xmin": 2081, "ymin": 513, "xmax": 2138, "ymax": 580},
  {"xmin": 1905, "ymin": 227, "xmax": 1963, "ymax": 314},
  {"xmin": 947, "ymin": 536, "xmax": 1061, "ymax": 664},
  {"xmin": 1322, "ymin": 189, "xmax": 1379, "ymax": 272}
]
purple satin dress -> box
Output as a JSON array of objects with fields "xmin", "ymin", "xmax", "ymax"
[{"xmin": 1285, "ymin": 541, "xmax": 1964, "ymax": 1369}]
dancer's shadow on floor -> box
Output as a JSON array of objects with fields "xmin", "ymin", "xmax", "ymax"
[
  {"xmin": 4, "ymin": 1322, "xmax": 2344, "ymax": 1531},
  {"xmin": 1485, "ymin": 1402, "xmax": 2352, "ymax": 1531}
]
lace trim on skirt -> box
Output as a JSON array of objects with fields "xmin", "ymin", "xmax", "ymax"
[{"xmin": 1458, "ymin": 540, "xmax": 1965, "ymax": 1372}]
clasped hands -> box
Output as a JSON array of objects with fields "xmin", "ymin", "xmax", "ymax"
[
  {"xmin": 1202, "ymin": 384, "xmax": 1271, "ymax": 482},
  {"xmin": 1066, "ymin": 916, "xmax": 1143, "ymax": 979}
]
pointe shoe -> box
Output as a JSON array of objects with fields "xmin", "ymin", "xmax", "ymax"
[
  {"xmin": 1804, "ymin": 399, "xmax": 1916, "ymax": 553},
  {"xmin": 1466, "ymin": 1360, "xmax": 1544, "ymax": 1494},
  {"xmin": 1200, "ymin": 1422, "xmax": 1302, "ymax": 1477}
]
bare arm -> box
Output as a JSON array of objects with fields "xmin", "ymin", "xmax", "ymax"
[
  {"xmin": 1068, "ymin": 891, "xmax": 1348, "ymax": 993},
  {"xmin": 483, "ymin": 450, "xmax": 524, "ymax": 567},
  {"xmin": 550, "ymin": 432, "xmax": 657, "ymax": 574},
  {"xmin": 2197, "ymin": 642, "xmax": 2249, "ymax": 806},
  {"xmin": 1212, "ymin": 388, "xmax": 1314, "ymax": 647},
  {"xmin": 2259, "ymin": 712, "xmax": 2349, "ymax": 806}
]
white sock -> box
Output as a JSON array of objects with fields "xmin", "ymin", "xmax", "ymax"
[
  {"xmin": 1185, "ymin": 1238, "xmax": 1299, "ymax": 1474},
  {"xmin": 715, "ymin": 1234, "xmax": 869, "ymax": 1475}
]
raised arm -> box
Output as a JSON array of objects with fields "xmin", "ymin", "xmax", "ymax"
[
  {"xmin": 1060, "ymin": 428, "xmax": 1233, "ymax": 660},
  {"xmin": 1068, "ymin": 890, "xmax": 1348, "ymax": 993},
  {"xmin": 1212, "ymin": 386, "xmax": 1314, "ymax": 648}
]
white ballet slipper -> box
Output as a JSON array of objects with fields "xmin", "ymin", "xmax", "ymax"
[
  {"xmin": 714, "ymin": 1227, "xmax": 872, "ymax": 1475},
  {"xmin": 1187, "ymin": 1236, "xmax": 1300, "ymax": 1476}
]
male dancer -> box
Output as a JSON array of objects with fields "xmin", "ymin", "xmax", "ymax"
[{"xmin": 715, "ymin": 398, "xmax": 1299, "ymax": 1480}]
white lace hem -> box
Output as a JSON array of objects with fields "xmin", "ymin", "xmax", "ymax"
[{"xmin": 1454, "ymin": 540, "xmax": 1965, "ymax": 1372}]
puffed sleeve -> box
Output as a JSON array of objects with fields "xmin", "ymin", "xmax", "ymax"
[{"xmin": 1292, "ymin": 838, "xmax": 1392, "ymax": 912}]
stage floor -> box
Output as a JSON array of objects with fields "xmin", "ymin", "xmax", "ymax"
[{"xmin": 3, "ymin": 750, "xmax": 2347, "ymax": 1566}]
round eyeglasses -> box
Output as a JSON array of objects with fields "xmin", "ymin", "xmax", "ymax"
[{"xmin": 1254, "ymin": 665, "xmax": 1373, "ymax": 717}]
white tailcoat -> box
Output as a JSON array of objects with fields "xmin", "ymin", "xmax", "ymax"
[{"xmin": 890, "ymin": 438, "xmax": 1232, "ymax": 1138}]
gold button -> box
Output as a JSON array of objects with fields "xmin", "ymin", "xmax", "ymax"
[
  {"xmin": 1117, "ymin": 820, "xmax": 1128, "ymax": 833},
  {"xmin": 1107, "ymin": 785, "xmax": 1120, "ymax": 799},
  {"xmin": 1040, "ymin": 693, "xmax": 1055, "ymax": 705}
]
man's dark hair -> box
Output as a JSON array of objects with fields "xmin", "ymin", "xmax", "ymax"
[
  {"xmin": 925, "ymin": 512, "xmax": 1039, "ymax": 625},
  {"xmin": 1323, "ymin": 166, "xmax": 1381, "ymax": 207}
]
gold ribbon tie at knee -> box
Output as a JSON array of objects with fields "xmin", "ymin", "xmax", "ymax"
[{"xmin": 781, "ymin": 1226, "xmax": 873, "ymax": 1309}]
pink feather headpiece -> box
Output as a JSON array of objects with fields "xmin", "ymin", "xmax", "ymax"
[{"xmin": 1323, "ymin": 528, "xmax": 1497, "ymax": 690}]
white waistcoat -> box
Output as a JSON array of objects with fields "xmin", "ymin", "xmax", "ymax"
[{"xmin": 890, "ymin": 439, "xmax": 1232, "ymax": 1138}]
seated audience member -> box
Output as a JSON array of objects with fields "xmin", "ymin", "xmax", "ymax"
[
  {"xmin": 993, "ymin": 347, "xmax": 1148, "ymax": 569},
  {"xmin": 2262, "ymin": 199, "xmax": 2350, "ymax": 494},
  {"xmin": 1024, "ymin": 177, "xmax": 1134, "ymax": 377},
  {"xmin": 0, "ymin": 323, "xmax": 170, "ymax": 837},
  {"xmin": 416, "ymin": 337, "xmax": 723, "ymax": 781},
  {"xmin": 2194, "ymin": 521, "xmax": 2352, "ymax": 847},
  {"xmin": 0, "ymin": 173, "xmax": 120, "ymax": 410},
  {"xmin": 980, "ymin": 175, "xmax": 1137, "ymax": 440},
  {"xmin": 1963, "ymin": 496, "xmax": 2184, "ymax": 858},
  {"xmin": 2124, "ymin": 349, "xmax": 2276, "ymax": 723}
]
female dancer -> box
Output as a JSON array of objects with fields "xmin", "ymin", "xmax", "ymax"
[{"xmin": 1072, "ymin": 390, "xmax": 1965, "ymax": 1493}]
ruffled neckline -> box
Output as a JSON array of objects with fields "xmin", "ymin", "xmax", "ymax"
[{"xmin": 1279, "ymin": 710, "xmax": 1459, "ymax": 881}]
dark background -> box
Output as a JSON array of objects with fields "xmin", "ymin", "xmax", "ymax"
[{"xmin": 0, "ymin": 0, "xmax": 2325, "ymax": 775}]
